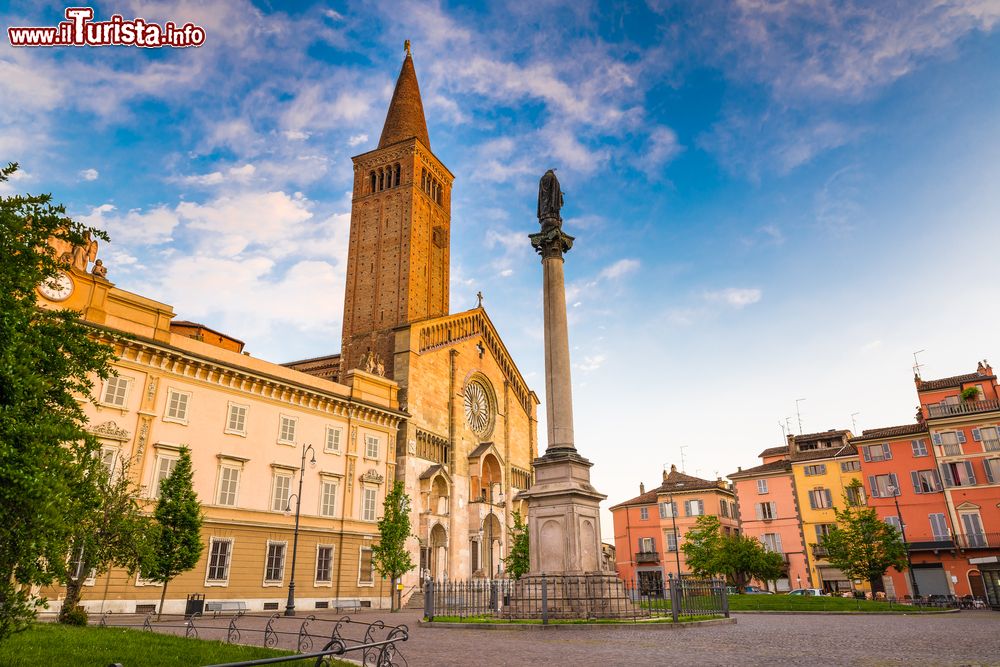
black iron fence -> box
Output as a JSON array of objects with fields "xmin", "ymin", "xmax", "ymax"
[
  {"xmin": 76, "ymin": 611, "xmax": 408, "ymax": 666},
  {"xmin": 423, "ymin": 575, "xmax": 728, "ymax": 623}
]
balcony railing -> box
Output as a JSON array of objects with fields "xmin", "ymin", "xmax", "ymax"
[
  {"xmin": 812, "ymin": 545, "xmax": 829, "ymax": 558},
  {"xmin": 941, "ymin": 444, "xmax": 963, "ymax": 456},
  {"xmin": 907, "ymin": 538, "xmax": 955, "ymax": 551},
  {"xmin": 983, "ymin": 438, "xmax": 1000, "ymax": 452},
  {"xmin": 927, "ymin": 399, "xmax": 1000, "ymax": 418},
  {"xmin": 954, "ymin": 532, "xmax": 999, "ymax": 549},
  {"xmin": 636, "ymin": 551, "xmax": 660, "ymax": 563}
]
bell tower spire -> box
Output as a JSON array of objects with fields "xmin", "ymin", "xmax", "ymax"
[{"xmin": 341, "ymin": 44, "xmax": 453, "ymax": 380}]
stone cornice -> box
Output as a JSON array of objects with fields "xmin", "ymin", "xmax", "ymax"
[{"xmin": 89, "ymin": 327, "xmax": 405, "ymax": 430}]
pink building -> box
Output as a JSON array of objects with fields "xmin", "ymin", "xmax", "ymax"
[
  {"xmin": 611, "ymin": 465, "xmax": 738, "ymax": 593},
  {"xmin": 728, "ymin": 446, "xmax": 809, "ymax": 591}
]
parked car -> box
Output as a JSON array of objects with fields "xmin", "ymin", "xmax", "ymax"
[
  {"xmin": 787, "ymin": 588, "xmax": 825, "ymax": 596},
  {"xmin": 742, "ymin": 586, "xmax": 773, "ymax": 595}
]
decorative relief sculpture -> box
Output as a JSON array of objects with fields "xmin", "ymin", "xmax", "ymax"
[
  {"xmin": 91, "ymin": 420, "xmax": 131, "ymax": 441},
  {"xmin": 360, "ymin": 469, "xmax": 385, "ymax": 484}
]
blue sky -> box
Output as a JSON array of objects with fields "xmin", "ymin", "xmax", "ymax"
[{"xmin": 3, "ymin": 1, "xmax": 1000, "ymax": 536}]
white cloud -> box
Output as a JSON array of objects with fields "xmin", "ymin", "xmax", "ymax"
[
  {"xmin": 182, "ymin": 164, "xmax": 256, "ymax": 187},
  {"xmin": 347, "ymin": 133, "xmax": 369, "ymax": 147},
  {"xmin": 79, "ymin": 168, "xmax": 99, "ymax": 181},
  {"xmin": 646, "ymin": 126, "xmax": 683, "ymax": 166},
  {"xmin": 575, "ymin": 354, "xmax": 606, "ymax": 372},
  {"xmin": 599, "ymin": 259, "xmax": 640, "ymax": 280},
  {"xmin": 704, "ymin": 287, "xmax": 762, "ymax": 308},
  {"xmin": 284, "ymin": 130, "xmax": 310, "ymax": 141},
  {"xmin": 77, "ymin": 203, "xmax": 180, "ymax": 246},
  {"xmin": 177, "ymin": 190, "xmax": 313, "ymax": 257}
]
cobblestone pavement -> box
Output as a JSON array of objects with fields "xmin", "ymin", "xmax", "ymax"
[{"xmin": 98, "ymin": 608, "xmax": 1000, "ymax": 666}]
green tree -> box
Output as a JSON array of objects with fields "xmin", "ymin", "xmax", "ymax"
[
  {"xmin": 817, "ymin": 481, "xmax": 908, "ymax": 591},
  {"xmin": 372, "ymin": 480, "xmax": 415, "ymax": 611},
  {"xmin": 144, "ymin": 448, "xmax": 203, "ymax": 618},
  {"xmin": 0, "ymin": 163, "xmax": 116, "ymax": 641},
  {"xmin": 681, "ymin": 515, "xmax": 785, "ymax": 591},
  {"xmin": 59, "ymin": 456, "xmax": 152, "ymax": 623},
  {"xmin": 503, "ymin": 511, "xmax": 530, "ymax": 580}
]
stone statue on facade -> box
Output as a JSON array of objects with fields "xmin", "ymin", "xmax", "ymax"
[
  {"xmin": 91, "ymin": 258, "xmax": 108, "ymax": 278},
  {"xmin": 70, "ymin": 231, "xmax": 98, "ymax": 272},
  {"xmin": 537, "ymin": 169, "xmax": 563, "ymax": 227}
]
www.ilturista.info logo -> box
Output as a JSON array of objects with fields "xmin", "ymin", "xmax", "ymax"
[{"xmin": 8, "ymin": 7, "xmax": 206, "ymax": 48}]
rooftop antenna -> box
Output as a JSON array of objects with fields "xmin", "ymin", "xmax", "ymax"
[
  {"xmin": 913, "ymin": 349, "xmax": 926, "ymax": 378},
  {"xmin": 778, "ymin": 420, "xmax": 787, "ymax": 440},
  {"xmin": 851, "ymin": 412, "xmax": 859, "ymax": 434},
  {"xmin": 679, "ymin": 445, "xmax": 688, "ymax": 473},
  {"xmin": 785, "ymin": 417, "xmax": 793, "ymax": 438},
  {"xmin": 795, "ymin": 398, "xmax": 806, "ymax": 435}
]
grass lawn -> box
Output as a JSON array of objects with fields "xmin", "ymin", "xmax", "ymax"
[
  {"xmin": 0, "ymin": 623, "xmax": 352, "ymax": 667},
  {"xmin": 727, "ymin": 594, "xmax": 947, "ymax": 613}
]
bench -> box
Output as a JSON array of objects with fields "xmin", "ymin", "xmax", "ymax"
[
  {"xmin": 205, "ymin": 601, "xmax": 247, "ymax": 617},
  {"xmin": 336, "ymin": 599, "xmax": 361, "ymax": 613}
]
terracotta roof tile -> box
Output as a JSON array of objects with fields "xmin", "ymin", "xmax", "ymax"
[
  {"xmin": 917, "ymin": 372, "xmax": 994, "ymax": 391},
  {"xmin": 610, "ymin": 466, "xmax": 726, "ymax": 509},
  {"xmin": 850, "ymin": 423, "xmax": 927, "ymax": 443},
  {"xmin": 728, "ymin": 460, "xmax": 791, "ymax": 479},
  {"xmin": 757, "ymin": 445, "xmax": 789, "ymax": 458}
]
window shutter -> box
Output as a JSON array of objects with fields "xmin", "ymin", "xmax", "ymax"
[
  {"xmin": 889, "ymin": 473, "xmax": 899, "ymax": 494},
  {"xmin": 824, "ymin": 489, "xmax": 833, "ymax": 507},
  {"xmin": 972, "ymin": 428, "xmax": 982, "ymax": 442},
  {"xmin": 755, "ymin": 503, "xmax": 763, "ymax": 520},
  {"xmin": 964, "ymin": 460, "xmax": 976, "ymax": 485},
  {"xmin": 985, "ymin": 461, "xmax": 996, "ymax": 484},
  {"xmin": 939, "ymin": 465, "xmax": 955, "ymax": 487},
  {"xmin": 808, "ymin": 493, "xmax": 817, "ymax": 509},
  {"xmin": 883, "ymin": 444, "xmax": 892, "ymax": 460},
  {"xmin": 957, "ymin": 430, "xmax": 967, "ymax": 443},
  {"xmin": 698, "ymin": 500, "xmax": 704, "ymax": 515},
  {"xmin": 932, "ymin": 433, "xmax": 942, "ymax": 445},
  {"xmin": 931, "ymin": 469, "xmax": 942, "ymax": 490},
  {"xmin": 868, "ymin": 475, "xmax": 880, "ymax": 498},
  {"xmin": 769, "ymin": 502, "xmax": 777, "ymax": 518},
  {"xmin": 862, "ymin": 446, "xmax": 871, "ymax": 462},
  {"xmin": 910, "ymin": 471, "xmax": 921, "ymax": 494}
]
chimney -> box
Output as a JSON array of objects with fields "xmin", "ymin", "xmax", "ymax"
[
  {"xmin": 983, "ymin": 359, "xmax": 993, "ymax": 376},
  {"xmin": 738, "ymin": 466, "xmax": 742, "ymax": 472},
  {"xmin": 639, "ymin": 482, "xmax": 645, "ymax": 494}
]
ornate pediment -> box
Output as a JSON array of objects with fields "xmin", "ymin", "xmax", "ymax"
[
  {"xmin": 360, "ymin": 469, "xmax": 385, "ymax": 485},
  {"xmin": 91, "ymin": 420, "xmax": 131, "ymax": 441}
]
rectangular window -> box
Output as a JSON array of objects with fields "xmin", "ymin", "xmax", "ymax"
[
  {"xmin": 884, "ymin": 515, "xmax": 902, "ymax": 532},
  {"xmin": 720, "ymin": 499, "xmax": 730, "ymax": 518},
  {"xmin": 985, "ymin": 458, "xmax": 1000, "ymax": 484},
  {"xmin": 264, "ymin": 542, "xmax": 286, "ymax": 584},
  {"xmin": 658, "ymin": 501, "xmax": 677, "ymax": 518},
  {"xmin": 665, "ymin": 530, "xmax": 678, "ymax": 552},
  {"xmin": 808, "ymin": 488, "xmax": 834, "ymax": 509},
  {"xmin": 164, "ymin": 389, "xmax": 190, "ymax": 423},
  {"xmin": 845, "ymin": 485, "xmax": 866, "ymax": 506},
  {"xmin": 153, "ymin": 455, "xmax": 178, "ymax": 499},
  {"xmin": 325, "ymin": 426, "xmax": 343, "ymax": 453},
  {"xmin": 804, "ymin": 464, "xmax": 827, "ymax": 476},
  {"xmin": 960, "ymin": 513, "xmax": 986, "ymax": 547},
  {"xmin": 278, "ymin": 415, "xmax": 297, "ymax": 444},
  {"xmin": 359, "ymin": 546, "xmax": 374, "ymax": 585},
  {"xmin": 935, "ymin": 431, "xmax": 964, "ymax": 456},
  {"xmin": 840, "ymin": 460, "xmax": 861, "ymax": 472},
  {"xmin": 100, "ymin": 446, "xmax": 118, "ymax": 475},
  {"xmin": 815, "ymin": 523, "xmax": 834, "ymax": 541},
  {"xmin": 756, "ymin": 502, "xmax": 776, "ymax": 520},
  {"xmin": 761, "ymin": 533, "xmax": 783, "ymax": 553},
  {"xmin": 206, "ymin": 538, "xmax": 232, "ymax": 583},
  {"xmin": 910, "ymin": 440, "xmax": 929, "ymax": 457},
  {"xmin": 226, "ymin": 403, "xmax": 248, "ymax": 435},
  {"xmin": 365, "ymin": 435, "xmax": 380, "ymax": 459},
  {"xmin": 685, "ymin": 499, "xmax": 705, "ymax": 516},
  {"xmin": 911, "ymin": 469, "xmax": 941, "ymax": 494},
  {"xmin": 757, "ymin": 479, "xmax": 769, "ymax": 494},
  {"xmin": 102, "ymin": 376, "xmax": 131, "ymax": 407},
  {"xmin": 639, "ymin": 506, "xmax": 649, "ymax": 520},
  {"xmin": 980, "ymin": 427, "xmax": 1000, "ymax": 452},
  {"xmin": 862, "ymin": 443, "xmax": 892, "ymax": 462},
  {"xmin": 868, "ymin": 473, "xmax": 899, "ymax": 498},
  {"xmin": 639, "ymin": 537, "xmax": 654, "ymax": 553},
  {"xmin": 929, "ymin": 513, "xmax": 949, "ymax": 540},
  {"xmin": 271, "ymin": 472, "xmax": 292, "ymax": 512},
  {"xmin": 939, "ymin": 461, "xmax": 976, "ymax": 487},
  {"xmin": 320, "ymin": 479, "xmax": 339, "ymax": 517},
  {"xmin": 216, "ymin": 466, "xmax": 240, "ymax": 506},
  {"xmin": 362, "ymin": 487, "xmax": 377, "ymax": 521},
  {"xmin": 315, "ymin": 545, "xmax": 334, "ymax": 584}
]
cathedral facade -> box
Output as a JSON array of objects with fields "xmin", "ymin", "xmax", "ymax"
[{"xmin": 287, "ymin": 49, "xmax": 539, "ymax": 591}]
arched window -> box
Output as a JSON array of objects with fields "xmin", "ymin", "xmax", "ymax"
[
  {"xmin": 378, "ymin": 169, "xmax": 385, "ymax": 191},
  {"xmin": 421, "ymin": 168, "xmax": 427, "ymax": 193},
  {"xmin": 394, "ymin": 163, "xmax": 401, "ymax": 187},
  {"xmin": 369, "ymin": 171, "xmax": 376, "ymax": 193}
]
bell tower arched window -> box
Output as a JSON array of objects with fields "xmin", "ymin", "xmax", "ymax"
[{"xmin": 369, "ymin": 171, "xmax": 376, "ymax": 194}]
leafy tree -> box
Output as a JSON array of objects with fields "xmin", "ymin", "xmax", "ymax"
[
  {"xmin": 817, "ymin": 480, "xmax": 908, "ymax": 591},
  {"xmin": 144, "ymin": 448, "xmax": 203, "ymax": 618},
  {"xmin": 59, "ymin": 456, "xmax": 151, "ymax": 623},
  {"xmin": 503, "ymin": 511, "xmax": 530, "ymax": 580},
  {"xmin": 372, "ymin": 480, "xmax": 415, "ymax": 611},
  {"xmin": 0, "ymin": 163, "xmax": 115, "ymax": 641},
  {"xmin": 681, "ymin": 515, "xmax": 785, "ymax": 592}
]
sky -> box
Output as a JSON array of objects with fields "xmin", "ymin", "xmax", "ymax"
[{"xmin": 3, "ymin": 0, "xmax": 1000, "ymax": 538}]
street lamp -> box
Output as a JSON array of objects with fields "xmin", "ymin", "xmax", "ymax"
[
  {"xmin": 284, "ymin": 443, "xmax": 316, "ymax": 616},
  {"xmin": 668, "ymin": 493, "xmax": 681, "ymax": 582},
  {"xmin": 886, "ymin": 484, "xmax": 920, "ymax": 598}
]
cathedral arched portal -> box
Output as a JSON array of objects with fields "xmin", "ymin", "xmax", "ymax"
[
  {"xmin": 429, "ymin": 523, "xmax": 448, "ymax": 580},
  {"xmin": 482, "ymin": 513, "xmax": 503, "ymax": 579}
]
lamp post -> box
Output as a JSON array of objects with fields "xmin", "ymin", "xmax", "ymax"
[
  {"xmin": 284, "ymin": 443, "xmax": 316, "ymax": 617},
  {"xmin": 668, "ymin": 494, "xmax": 682, "ymax": 582},
  {"xmin": 887, "ymin": 484, "xmax": 920, "ymax": 598}
]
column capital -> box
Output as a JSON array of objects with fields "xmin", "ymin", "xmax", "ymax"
[{"xmin": 529, "ymin": 226, "xmax": 575, "ymax": 260}]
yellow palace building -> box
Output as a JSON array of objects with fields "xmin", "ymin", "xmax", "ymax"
[{"xmin": 786, "ymin": 430, "xmax": 867, "ymax": 592}]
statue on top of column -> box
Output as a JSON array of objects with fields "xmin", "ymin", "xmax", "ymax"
[{"xmin": 537, "ymin": 169, "xmax": 563, "ymax": 227}]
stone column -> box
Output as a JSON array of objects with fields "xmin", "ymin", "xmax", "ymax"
[{"xmin": 537, "ymin": 223, "xmax": 575, "ymax": 451}]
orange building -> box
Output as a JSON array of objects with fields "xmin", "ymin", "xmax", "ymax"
[
  {"xmin": 729, "ymin": 445, "xmax": 809, "ymax": 592},
  {"xmin": 610, "ymin": 465, "xmax": 738, "ymax": 592}
]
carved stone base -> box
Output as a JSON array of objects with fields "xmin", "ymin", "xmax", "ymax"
[{"xmin": 503, "ymin": 573, "xmax": 640, "ymax": 620}]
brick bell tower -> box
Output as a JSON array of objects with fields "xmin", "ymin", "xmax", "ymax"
[{"xmin": 341, "ymin": 42, "xmax": 454, "ymax": 380}]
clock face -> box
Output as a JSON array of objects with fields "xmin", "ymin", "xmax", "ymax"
[
  {"xmin": 463, "ymin": 379, "xmax": 494, "ymax": 437},
  {"xmin": 38, "ymin": 272, "xmax": 74, "ymax": 302}
]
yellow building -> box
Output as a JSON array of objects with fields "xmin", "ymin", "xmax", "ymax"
[
  {"xmin": 36, "ymin": 261, "xmax": 405, "ymax": 614},
  {"xmin": 787, "ymin": 430, "xmax": 866, "ymax": 592}
]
